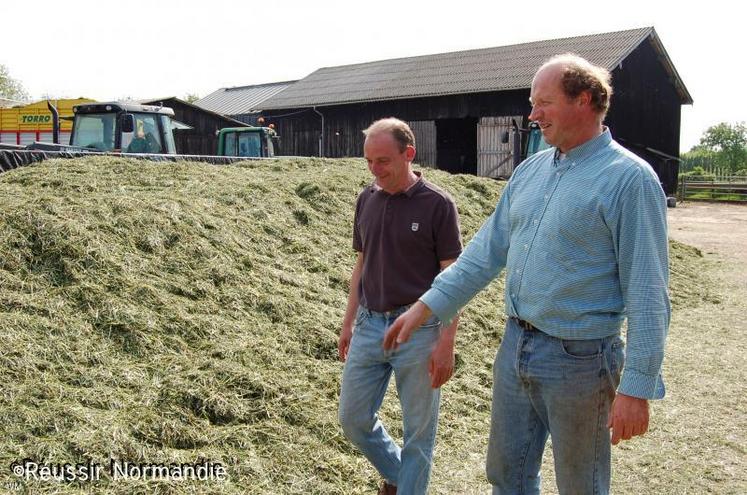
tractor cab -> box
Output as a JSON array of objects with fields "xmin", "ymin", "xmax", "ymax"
[
  {"xmin": 69, "ymin": 102, "xmax": 177, "ymax": 154},
  {"xmin": 217, "ymin": 126, "xmax": 279, "ymax": 158}
]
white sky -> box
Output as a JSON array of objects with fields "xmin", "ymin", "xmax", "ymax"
[{"xmin": 1, "ymin": 0, "xmax": 742, "ymax": 152}]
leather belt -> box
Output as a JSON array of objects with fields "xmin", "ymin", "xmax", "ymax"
[{"xmin": 510, "ymin": 316, "xmax": 540, "ymax": 332}]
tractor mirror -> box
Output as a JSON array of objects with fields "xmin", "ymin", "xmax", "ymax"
[{"xmin": 121, "ymin": 114, "xmax": 135, "ymax": 133}]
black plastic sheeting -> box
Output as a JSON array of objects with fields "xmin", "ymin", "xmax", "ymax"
[{"xmin": 0, "ymin": 150, "xmax": 265, "ymax": 174}]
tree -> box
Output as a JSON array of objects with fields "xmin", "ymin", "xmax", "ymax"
[
  {"xmin": 0, "ymin": 64, "xmax": 29, "ymax": 101},
  {"xmin": 683, "ymin": 122, "xmax": 747, "ymax": 175},
  {"xmin": 184, "ymin": 93, "xmax": 200, "ymax": 104}
]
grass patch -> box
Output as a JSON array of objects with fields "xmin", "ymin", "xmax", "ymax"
[{"xmin": 0, "ymin": 157, "xmax": 714, "ymax": 493}]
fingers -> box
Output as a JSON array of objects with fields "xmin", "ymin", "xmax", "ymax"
[
  {"xmin": 428, "ymin": 356, "xmax": 454, "ymax": 388},
  {"xmin": 382, "ymin": 320, "xmax": 401, "ymax": 350},
  {"xmin": 337, "ymin": 338, "xmax": 349, "ymax": 362},
  {"xmin": 608, "ymin": 394, "xmax": 650, "ymax": 445}
]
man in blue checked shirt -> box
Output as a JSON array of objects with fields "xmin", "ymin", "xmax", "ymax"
[{"xmin": 384, "ymin": 53, "xmax": 670, "ymax": 495}]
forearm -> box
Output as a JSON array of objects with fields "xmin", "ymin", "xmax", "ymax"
[
  {"xmin": 342, "ymin": 253, "xmax": 363, "ymax": 329},
  {"xmin": 438, "ymin": 313, "xmax": 459, "ymax": 346}
]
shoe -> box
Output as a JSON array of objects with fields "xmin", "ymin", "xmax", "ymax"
[{"xmin": 377, "ymin": 481, "xmax": 397, "ymax": 495}]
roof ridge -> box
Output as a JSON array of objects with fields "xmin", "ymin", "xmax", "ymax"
[{"xmin": 313, "ymin": 26, "xmax": 653, "ymax": 72}]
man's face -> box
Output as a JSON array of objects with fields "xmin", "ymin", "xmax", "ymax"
[
  {"xmin": 363, "ymin": 132, "xmax": 415, "ymax": 193},
  {"xmin": 528, "ymin": 65, "xmax": 587, "ymax": 153}
]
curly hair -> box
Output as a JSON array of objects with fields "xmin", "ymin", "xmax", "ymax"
[{"xmin": 542, "ymin": 53, "xmax": 613, "ymax": 116}]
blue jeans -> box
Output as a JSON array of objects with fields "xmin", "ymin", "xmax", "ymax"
[
  {"xmin": 487, "ymin": 318, "xmax": 625, "ymax": 495},
  {"xmin": 339, "ymin": 305, "xmax": 442, "ymax": 494}
]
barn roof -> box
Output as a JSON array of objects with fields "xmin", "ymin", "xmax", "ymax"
[
  {"xmin": 259, "ymin": 27, "xmax": 691, "ymax": 110},
  {"xmin": 194, "ymin": 81, "xmax": 296, "ymax": 116}
]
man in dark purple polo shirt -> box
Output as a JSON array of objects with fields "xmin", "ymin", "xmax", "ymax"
[{"xmin": 337, "ymin": 118, "xmax": 462, "ymax": 494}]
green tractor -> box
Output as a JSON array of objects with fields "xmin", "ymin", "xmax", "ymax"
[{"xmin": 216, "ymin": 126, "xmax": 279, "ymax": 158}]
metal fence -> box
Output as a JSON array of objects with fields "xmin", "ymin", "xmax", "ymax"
[{"xmin": 678, "ymin": 175, "xmax": 747, "ymax": 202}]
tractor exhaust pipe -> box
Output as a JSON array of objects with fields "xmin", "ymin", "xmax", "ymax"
[{"xmin": 47, "ymin": 100, "xmax": 59, "ymax": 144}]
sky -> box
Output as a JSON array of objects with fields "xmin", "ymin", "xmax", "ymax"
[{"xmin": 1, "ymin": 0, "xmax": 742, "ymax": 152}]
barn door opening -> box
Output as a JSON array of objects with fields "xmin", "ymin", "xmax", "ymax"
[{"xmin": 435, "ymin": 118, "xmax": 478, "ymax": 175}]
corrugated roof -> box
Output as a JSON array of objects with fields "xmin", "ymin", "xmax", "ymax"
[
  {"xmin": 260, "ymin": 27, "xmax": 691, "ymax": 110},
  {"xmin": 194, "ymin": 81, "xmax": 296, "ymax": 116}
]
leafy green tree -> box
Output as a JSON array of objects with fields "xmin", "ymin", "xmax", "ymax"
[
  {"xmin": 184, "ymin": 93, "xmax": 200, "ymax": 104},
  {"xmin": 0, "ymin": 64, "xmax": 29, "ymax": 101},
  {"xmin": 684, "ymin": 122, "xmax": 747, "ymax": 175}
]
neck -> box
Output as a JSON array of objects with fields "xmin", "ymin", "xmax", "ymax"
[
  {"xmin": 558, "ymin": 123, "xmax": 604, "ymax": 154},
  {"xmin": 382, "ymin": 170, "xmax": 418, "ymax": 194}
]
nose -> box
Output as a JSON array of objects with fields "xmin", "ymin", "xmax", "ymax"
[{"xmin": 529, "ymin": 105, "xmax": 540, "ymax": 122}]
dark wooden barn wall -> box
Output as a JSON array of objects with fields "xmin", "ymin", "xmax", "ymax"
[
  {"xmin": 605, "ymin": 40, "xmax": 682, "ymax": 194},
  {"xmin": 151, "ymin": 99, "xmax": 246, "ymax": 155},
  {"xmin": 263, "ymin": 89, "xmax": 531, "ymax": 159}
]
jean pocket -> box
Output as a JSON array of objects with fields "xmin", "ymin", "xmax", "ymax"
[
  {"xmin": 610, "ymin": 339, "xmax": 625, "ymax": 374},
  {"xmin": 419, "ymin": 314, "xmax": 442, "ymax": 330},
  {"xmin": 353, "ymin": 308, "xmax": 368, "ymax": 328},
  {"xmin": 559, "ymin": 338, "xmax": 603, "ymax": 360}
]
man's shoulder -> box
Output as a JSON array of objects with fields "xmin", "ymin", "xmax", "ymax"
[
  {"xmin": 416, "ymin": 178, "xmax": 459, "ymax": 211},
  {"xmin": 419, "ymin": 178, "xmax": 455, "ymax": 201},
  {"xmin": 605, "ymin": 140, "xmax": 660, "ymax": 183}
]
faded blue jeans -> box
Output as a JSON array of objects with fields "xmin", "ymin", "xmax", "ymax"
[
  {"xmin": 487, "ymin": 318, "xmax": 625, "ymax": 495},
  {"xmin": 338, "ymin": 305, "xmax": 442, "ymax": 494}
]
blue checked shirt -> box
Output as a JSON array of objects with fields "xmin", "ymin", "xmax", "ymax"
[{"xmin": 421, "ymin": 129, "xmax": 670, "ymax": 400}]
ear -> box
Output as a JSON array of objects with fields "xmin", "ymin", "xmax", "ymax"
[
  {"xmin": 405, "ymin": 144, "xmax": 416, "ymax": 162},
  {"xmin": 577, "ymin": 90, "xmax": 592, "ymax": 107}
]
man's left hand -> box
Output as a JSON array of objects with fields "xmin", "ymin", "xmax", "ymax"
[
  {"xmin": 429, "ymin": 335, "xmax": 455, "ymax": 388},
  {"xmin": 607, "ymin": 393, "xmax": 649, "ymax": 445}
]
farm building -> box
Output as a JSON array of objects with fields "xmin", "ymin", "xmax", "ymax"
[
  {"xmin": 247, "ymin": 27, "xmax": 690, "ymax": 195},
  {"xmin": 195, "ymin": 81, "xmax": 296, "ymax": 126},
  {"xmin": 141, "ymin": 97, "xmax": 249, "ymax": 155}
]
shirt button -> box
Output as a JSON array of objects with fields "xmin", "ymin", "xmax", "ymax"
[
  {"xmin": 544, "ymin": 194, "xmax": 549, "ymax": 200},
  {"xmin": 523, "ymin": 244, "xmax": 528, "ymax": 250},
  {"xmin": 556, "ymin": 172, "xmax": 560, "ymax": 177},
  {"xmin": 511, "ymin": 293, "xmax": 516, "ymax": 298},
  {"xmin": 533, "ymin": 219, "xmax": 538, "ymax": 225}
]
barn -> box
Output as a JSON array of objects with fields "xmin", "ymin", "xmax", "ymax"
[{"xmin": 254, "ymin": 27, "xmax": 691, "ymax": 195}]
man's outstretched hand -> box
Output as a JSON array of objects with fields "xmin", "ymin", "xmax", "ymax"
[{"xmin": 382, "ymin": 301, "xmax": 432, "ymax": 350}]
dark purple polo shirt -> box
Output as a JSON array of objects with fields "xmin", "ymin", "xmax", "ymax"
[{"xmin": 353, "ymin": 173, "xmax": 462, "ymax": 312}]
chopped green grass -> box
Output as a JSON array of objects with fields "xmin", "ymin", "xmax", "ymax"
[{"xmin": 0, "ymin": 157, "xmax": 714, "ymax": 493}]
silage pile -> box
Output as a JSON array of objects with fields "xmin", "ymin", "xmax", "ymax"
[{"xmin": 0, "ymin": 157, "xmax": 712, "ymax": 494}]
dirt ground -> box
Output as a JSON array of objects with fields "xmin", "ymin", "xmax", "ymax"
[{"xmin": 667, "ymin": 201, "xmax": 747, "ymax": 283}]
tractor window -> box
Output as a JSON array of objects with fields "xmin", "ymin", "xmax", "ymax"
[
  {"xmin": 224, "ymin": 132, "xmax": 237, "ymax": 156},
  {"xmin": 238, "ymin": 132, "xmax": 261, "ymax": 157},
  {"xmin": 122, "ymin": 114, "xmax": 163, "ymax": 154},
  {"xmin": 71, "ymin": 113, "xmax": 116, "ymax": 151},
  {"xmin": 161, "ymin": 115, "xmax": 176, "ymax": 154}
]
